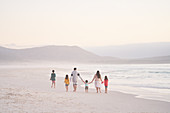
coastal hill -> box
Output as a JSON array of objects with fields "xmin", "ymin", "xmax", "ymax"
[
  {"xmin": 0, "ymin": 45, "xmax": 170, "ymax": 64},
  {"xmin": 0, "ymin": 46, "xmax": 103, "ymax": 63},
  {"xmin": 85, "ymin": 42, "xmax": 170, "ymax": 59}
]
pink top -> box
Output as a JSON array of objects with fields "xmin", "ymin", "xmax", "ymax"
[{"xmin": 104, "ymin": 79, "xmax": 108, "ymax": 86}]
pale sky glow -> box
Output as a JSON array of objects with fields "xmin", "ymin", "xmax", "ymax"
[{"xmin": 0, "ymin": 0, "xmax": 170, "ymax": 47}]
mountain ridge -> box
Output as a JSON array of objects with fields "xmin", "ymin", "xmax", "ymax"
[
  {"xmin": 84, "ymin": 42, "xmax": 170, "ymax": 59},
  {"xmin": 0, "ymin": 45, "xmax": 170, "ymax": 64},
  {"xmin": 0, "ymin": 45, "xmax": 103, "ymax": 63}
]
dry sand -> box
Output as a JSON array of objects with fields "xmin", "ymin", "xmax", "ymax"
[{"xmin": 0, "ymin": 68, "xmax": 170, "ymax": 113}]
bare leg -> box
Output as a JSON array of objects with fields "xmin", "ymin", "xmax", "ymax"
[
  {"xmin": 51, "ymin": 82, "xmax": 53, "ymax": 88},
  {"xmin": 99, "ymin": 88, "xmax": 101, "ymax": 93},
  {"xmin": 96, "ymin": 87, "xmax": 98, "ymax": 93},
  {"xmin": 73, "ymin": 85, "xmax": 77, "ymax": 92},
  {"xmin": 66, "ymin": 86, "xmax": 68, "ymax": 92},
  {"xmin": 85, "ymin": 89, "xmax": 88, "ymax": 93},
  {"xmin": 54, "ymin": 82, "xmax": 55, "ymax": 88},
  {"xmin": 105, "ymin": 88, "xmax": 107, "ymax": 93},
  {"xmin": 74, "ymin": 85, "xmax": 77, "ymax": 92}
]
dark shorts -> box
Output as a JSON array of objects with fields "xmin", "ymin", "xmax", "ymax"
[
  {"xmin": 105, "ymin": 86, "xmax": 108, "ymax": 88},
  {"xmin": 65, "ymin": 84, "xmax": 69, "ymax": 86},
  {"xmin": 85, "ymin": 86, "xmax": 88, "ymax": 90}
]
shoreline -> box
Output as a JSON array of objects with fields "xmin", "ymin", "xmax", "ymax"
[
  {"xmin": 0, "ymin": 71, "xmax": 170, "ymax": 113},
  {"xmin": 79, "ymin": 77, "xmax": 170, "ymax": 103},
  {"xmin": 78, "ymin": 77, "xmax": 170, "ymax": 103}
]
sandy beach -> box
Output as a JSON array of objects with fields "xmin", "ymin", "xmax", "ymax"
[
  {"xmin": 0, "ymin": 67, "xmax": 170, "ymax": 113},
  {"xmin": 1, "ymin": 0, "xmax": 170, "ymax": 112}
]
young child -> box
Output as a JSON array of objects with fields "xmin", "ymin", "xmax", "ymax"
[
  {"xmin": 50, "ymin": 70, "xmax": 56, "ymax": 88},
  {"xmin": 64, "ymin": 75, "xmax": 70, "ymax": 92},
  {"xmin": 104, "ymin": 76, "xmax": 108, "ymax": 93},
  {"xmin": 81, "ymin": 79, "xmax": 90, "ymax": 93},
  {"xmin": 79, "ymin": 75, "xmax": 90, "ymax": 93},
  {"xmin": 84, "ymin": 80, "xmax": 89, "ymax": 93}
]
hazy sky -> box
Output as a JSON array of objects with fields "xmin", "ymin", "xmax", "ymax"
[{"xmin": 0, "ymin": 0, "xmax": 170, "ymax": 47}]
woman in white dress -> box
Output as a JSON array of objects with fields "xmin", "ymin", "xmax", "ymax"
[{"xmin": 90, "ymin": 70, "xmax": 103, "ymax": 93}]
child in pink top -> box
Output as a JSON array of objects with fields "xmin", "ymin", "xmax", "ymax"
[{"xmin": 104, "ymin": 76, "xmax": 108, "ymax": 93}]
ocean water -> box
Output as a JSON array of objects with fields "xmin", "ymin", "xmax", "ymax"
[
  {"xmin": 54, "ymin": 63, "xmax": 170, "ymax": 102},
  {"xmin": 77, "ymin": 64, "xmax": 170, "ymax": 102},
  {"xmin": 0, "ymin": 63, "xmax": 170, "ymax": 102}
]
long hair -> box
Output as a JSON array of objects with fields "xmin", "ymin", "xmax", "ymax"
[
  {"xmin": 65, "ymin": 75, "xmax": 69, "ymax": 79},
  {"xmin": 96, "ymin": 70, "xmax": 101, "ymax": 78},
  {"xmin": 104, "ymin": 76, "xmax": 108, "ymax": 80}
]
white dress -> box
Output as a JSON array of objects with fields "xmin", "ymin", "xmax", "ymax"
[
  {"xmin": 94, "ymin": 75, "xmax": 101, "ymax": 88},
  {"xmin": 95, "ymin": 81, "xmax": 101, "ymax": 88}
]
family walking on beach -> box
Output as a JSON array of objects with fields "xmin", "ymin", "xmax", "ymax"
[{"xmin": 50, "ymin": 68, "xmax": 109, "ymax": 93}]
